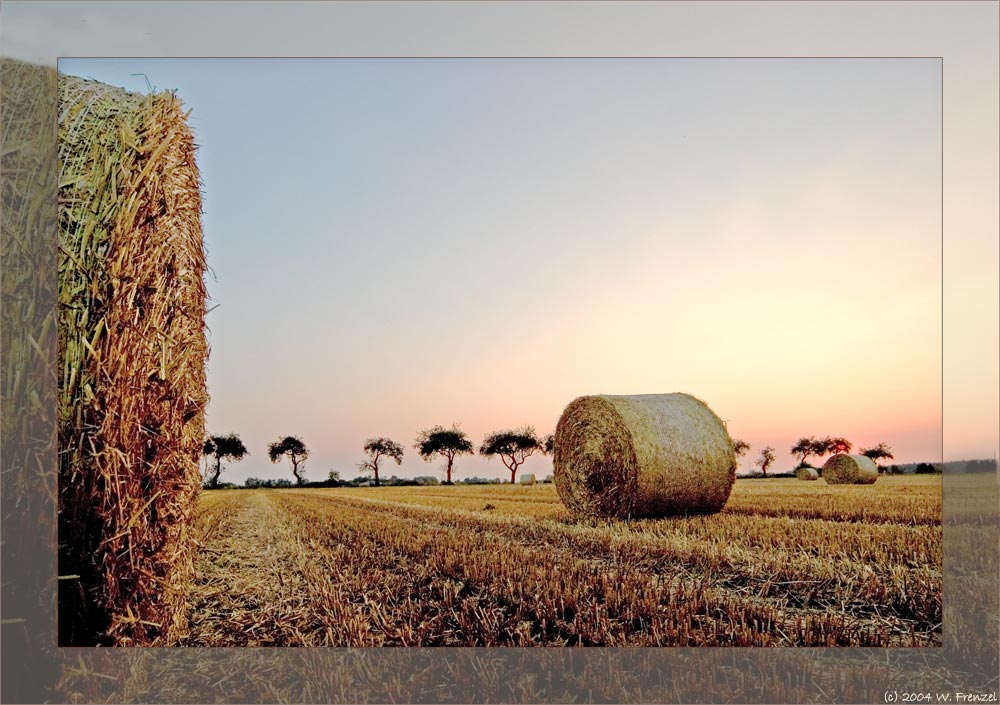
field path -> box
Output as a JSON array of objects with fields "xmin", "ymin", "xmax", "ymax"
[
  {"xmin": 182, "ymin": 492, "xmax": 302, "ymax": 645},
  {"xmin": 182, "ymin": 491, "xmax": 373, "ymax": 646}
]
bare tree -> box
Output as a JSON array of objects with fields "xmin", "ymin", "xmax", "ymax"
[{"xmin": 755, "ymin": 446, "xmax": 776, "ymax": 477}]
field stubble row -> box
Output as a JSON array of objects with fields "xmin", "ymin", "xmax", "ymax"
[{"xmin": 184, "ymin": 477, "xmax": 943, "ymax": 647}]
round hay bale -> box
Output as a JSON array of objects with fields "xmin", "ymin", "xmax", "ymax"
[
  {"xmin": 519, "ymin": 473, "xmax": 536, "ymax": 485},
  {"xmin": 57, "ymin": 76, "xmax": 208, "ymax": 645},
  {"xmin": 553, "ymin": 393, "xmax": 736, "ymax": 518},
  {"xmin": 822, "ymin": 454, "xmax": 878, "ymax": 485},
  {"xmin": 795, "ymin": 467, "xmax": 819, "ymax": 481},
  {"xmin": 2, "ymin": 58, "xmax": 60, "ymax": 698}
]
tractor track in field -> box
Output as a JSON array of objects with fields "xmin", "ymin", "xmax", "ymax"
[{"xmin": 182, "ymin": 492, "xmax": 310, "ymax": 645}]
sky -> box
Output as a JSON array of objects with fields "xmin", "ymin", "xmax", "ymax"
[{"xmin": 58, "ymin": 58, "xmax": 950, "ymax": 483}]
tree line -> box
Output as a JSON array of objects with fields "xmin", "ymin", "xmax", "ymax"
[
  {"xmin": 203, "ymin": 427, "xmax": 901, "ymax": 488},
  {"xmin": 201, "ymin": 433, "xmax": 310, "ymax": 488},
  {"xmin": 201, "ymin": 425, "xmax": 554, "ymax": 489},
  {"xmin": 730, "ymin": 436, "xmax": 895, "ymax": 477}
]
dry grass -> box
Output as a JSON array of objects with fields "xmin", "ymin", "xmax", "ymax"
[
  {"xmin": 57, "ymin": 75, "xmax": 208, "ymax": 646},
  {"xmin": 723, "ymin": 475, "xmax": 940, "ymax": 525},
  {"xmin": 554, "ymin": 393, "xmax": 735, "ymax": 518},
  {"xmin": 178, "ymin": 475, "xmax": 942, "ymax": 647}
]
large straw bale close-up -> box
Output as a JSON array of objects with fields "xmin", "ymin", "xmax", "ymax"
[
  {"xmin": 553, "ymin": 393, "xmax": 736, "ymax": 519},
  {"xmin": 822, "ymin": 454, "xmax": 878, "ymax": 485},
  {"xmin": 56, "ymin": 75, "xmax": 208, "ymax": 646},
  {"xmin": 2, "ymin": 57, "xmax": 61, "ymax": 700}
]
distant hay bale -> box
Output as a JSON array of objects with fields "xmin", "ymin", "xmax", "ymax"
[
  {"xmin": 822, "ymin": 454, "xmax": 878, "ymax": 485},
  {"xmin": 795, "ymin": 467, "xmax": 819, "ymax": 481},
  {"xmin": 57, "ymin": 75, "xmax": 208, "ymax": 645},
  {"xmin": 553, "ymin": 393, "xmax": 736, "ymax": 518},
  {"xmin": 519, "ymin": 473, "xmax": 536, "ymax": 485}
]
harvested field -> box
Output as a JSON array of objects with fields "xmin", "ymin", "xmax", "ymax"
[{"xmin": 182, "ymin": 475, "xmax": 942, "ymax": 647}]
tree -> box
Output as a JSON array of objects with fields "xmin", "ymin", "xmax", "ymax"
[
  {"xmin": 202, "ymin": 433, "xmax": 249, "ymax": 489},
  {"xmin": 414, "ymin": 424, "xmax": 473, "ymax": 484},
  {"xmin": 327, "ymin": 469, "xmax": 342, "ymax": 483},
  {"xmin": 201, "ymin": 438, "xmax": 215, "ymax": 480},
  {"xmin": 821, "ymin": 436, "xmax": 853, "ymax": 457},
  {"xmin": 202, "ymin": 437, "xmax": 216, "ymax": 481},
  {"xmin": 358, "ymin": 437, "xmax": 404, "ymax": 487},
  {"xmin": 860, "ymin": 442, "xmax": 894, "ymax": 472},
  {"xmin": 755, "ymin": 446, "xmax": 776, "ymax": 477},
  {"xmin": 965, "ymin": 459, "xmax": 998, "ymax": 473},
  {"xmin": 479, "ymin": 426, "xmax": 542, "ymax": 484},
  {"xmin": 268, "ymin": 436, "xmax": 309, "ymax": 485},
  {"xmin": 790, "ymin": 436, "xmax": 821, "ymax": 467},
  {"xmin": 914, "ymin": 462, "xmax": 939, "ymax": 475},
  {"xmin": 541, "ymin": 433, "xmax": 555, "ymax": 455},
  {"xmin": 732, "ymin": 439, "xmax": 751, "ymax": 473}
]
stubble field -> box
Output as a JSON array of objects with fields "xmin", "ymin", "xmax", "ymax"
[{"xmin": 180, "ymin": 475, "xmax": 943, "ymax": 648}]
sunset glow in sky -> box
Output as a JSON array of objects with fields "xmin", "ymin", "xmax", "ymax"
[{"xmin": 60, "ymin": 58, "xmax": 953, "ymax": 483}]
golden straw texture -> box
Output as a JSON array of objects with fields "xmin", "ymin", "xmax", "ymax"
[
  {"xmin": 1, "ymin": 57, "xmax": 60, "ymax": 698},
  {"xmin": 57, "ymin": 75, "xmax": 208, "ymax": 646},
  {"xmin": 553, "ymin": 393, "xmax": 736, "ymax": 518},
  {"xmin": 822, "ymin": 454, "xmax": 878, "ymax": 485}
]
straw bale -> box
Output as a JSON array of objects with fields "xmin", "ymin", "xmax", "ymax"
[
  {"xmin": 822, "ymin": 454, "xmax": 878, "ymax": 485},
  {"xmin": 519, "ymin": 473, "xmax": 536, "ymax": 485},
  {"xmin": 2, "ymin": 58, "xmax": 60, "ymax": 698},
  {"xmin": 56, "ymin": 75, "xmax": 208, "ymax": 645},
  {"xmin": 553, "ymin": 393, "xmax": 736, "ymax": 518},
  {"xmin": 795, "ymin": 467, "xmax": 819, "ymax": 481}
]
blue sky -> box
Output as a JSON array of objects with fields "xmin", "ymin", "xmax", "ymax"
[{"xmin": 59, "ymin": 58, "xmax": 945, "ymax": 483}]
